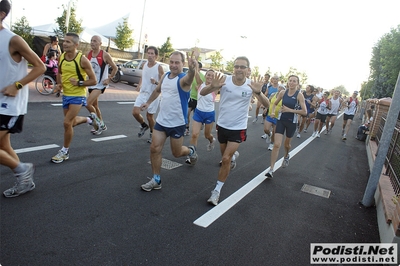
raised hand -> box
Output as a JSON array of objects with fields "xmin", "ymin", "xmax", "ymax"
[
  {"xmin": 210, "ymin": 72, "xmax": 226, "ymax": 89},
  {"xmin": 186, "ymin": 50, "xmax": 200, "ymax": 72},
  {"xmin": 248, "ymin": 75, "xmax": 264, "ymax": 94}
]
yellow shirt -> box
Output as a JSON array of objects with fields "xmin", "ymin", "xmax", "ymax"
[
  {"xmin": 59, "ymin": 52, "xmax": 87, "ymax": 97},
  {"xmin": 270, "ymin": 92, "xmax": 282, "ymax": 117}
]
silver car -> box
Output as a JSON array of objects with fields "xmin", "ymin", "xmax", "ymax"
[{"xmin": 118, "ymin": 59, "xmax": 170, "ymax": 86}]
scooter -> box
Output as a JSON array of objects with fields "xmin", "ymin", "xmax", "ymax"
[{"xmin": 110, "ymin": 64, "xmax": 123, "ymax": 83}]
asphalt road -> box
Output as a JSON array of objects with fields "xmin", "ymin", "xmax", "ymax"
[{"xmin": 0, "ymin": 89, "xmax": 380, "ymax": 265}]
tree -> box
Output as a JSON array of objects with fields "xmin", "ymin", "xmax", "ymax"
[
  {"xmin": 360, "ymin": 80, "xmax": 374, "ymax": 100},
  {"xmin": 333, "ymin": 85, "xmax": 349, "ymax": 96},
  {"xmin": 158, "ymin": 37, "xmax": 174, "ymax": 62},
  {"xmin": 225, "ymin": 57, "xmax": 235, "ymax": 73},
  {"xmin": 210, "ymin": 51, "xmax": 224, "ymax": 71},
  {"xmin": 55, "ymin": 3, "xmax": 83, "ymax": 36},
  {"xmin": 12, "ymin": 16, "xmax": 34, "ymax": 49},
  {"xmin": 114, "ymin": 17, "xmax": 134, "ymax": 51},
  {"xmin": 279, "ymin": 67, "xmax": 308, "ymax": 86},
  {"xmin": 252, "ymin": 66, "xmax": 260, "ymax": 78},
  {"xmin": 368, "ymin": 25, "xmax": 400, "ymax": 98}
]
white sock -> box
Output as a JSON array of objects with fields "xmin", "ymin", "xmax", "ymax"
[
  {"xmin": 87, "ymin": 117, "xmax": 92, "ymax": 124},
  {"xmin": 61, "ymin": 147, "xmax": 69, "ymax": 153},
  {"xmin": 214, "ymin": 181, "xmax": 224, "ymax": 193}
]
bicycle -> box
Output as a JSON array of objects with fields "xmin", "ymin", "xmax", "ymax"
[{"xmin": 35, "ymin": 74, "xmax": 58, "ymax": 96}]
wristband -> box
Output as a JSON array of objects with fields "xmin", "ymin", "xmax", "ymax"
[{"xmin": 155, "ymin": 82, "xmax": 159, "ymax": 85}]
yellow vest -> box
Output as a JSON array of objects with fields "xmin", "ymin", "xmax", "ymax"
[{"xmin": 59, "ymin": 52, "xmax": 87, "ymax": 97}]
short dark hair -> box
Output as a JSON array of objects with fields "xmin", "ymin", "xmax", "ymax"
[
  {"xmin": 65, "ymin": 32, "xmax": 80, "ymax": 44},
  {"xmin": 198, "ymin": 62, "xmax": 203, "ymax": 69},
  {"xmin": 170, "ymin": 51, "xmax": 185, "ymax": 63},
  {"xmin": 47, "ymin": 51, "xmax": 56, "ymax": 58},
  {"xmin": 234, "ymin": 56, "xmax": 250, "ymax": 68},
  {"xmin": 147, "ymin": 46, "xmax": 159, "ymax": 56},
  {"xmin": 0, "ymin": 0, "xmax": 11, "ymax": 20}
]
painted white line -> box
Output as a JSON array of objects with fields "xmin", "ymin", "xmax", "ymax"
[
  {"xmin": 193, "ymin": 133, "xmax": 319, "ymax": 228},
  {"xmin": 117, "ymin": 102, "xmax": 135, "ymax": 104},
  {"xmin": 15, "ymin": 144, "xmax": 59, "ymax": 154},
  {"xmin": 91, "ymin": 135, "xmax": 127, "ymax": 142},
  {"xmin": 51, "ymin": 103, "xmax": 63, "ymax": 106}
]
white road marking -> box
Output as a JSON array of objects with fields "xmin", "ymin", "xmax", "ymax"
[
  {"xmin": 192, "ymin": 111, "xmax": 347, "ymax": 228},
  {"xmin": 91, "ymin": 135, "xmax": 127, "ymax": 142},
  {"xmin": 51, "ymin": 103, "xmax": 63, "ymax": 106},
  {"xmin": 117, "ymin": 102, "xmax": 135, "ymax": 104},
  {"xmin": 15, "ymin": 144, "xmax": 59, "ymax": 154}
]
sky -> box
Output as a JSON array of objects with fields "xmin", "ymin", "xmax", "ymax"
[{"xmin": 7, "ymin": 0, "xmax": 400, "ymax": 92}]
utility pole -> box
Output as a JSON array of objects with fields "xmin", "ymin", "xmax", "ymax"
[
  {"xmin": 137, "ymin": 0, "xmax": 146, "ymax": 59},
  {"xmin": 361, "ymin": 71, "xmax": 400, "ymax": 207}
]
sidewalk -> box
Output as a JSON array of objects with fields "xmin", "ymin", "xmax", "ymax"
[{"xmin": 27, "ymin": 79, "xmax": 139, "ymax": 103}]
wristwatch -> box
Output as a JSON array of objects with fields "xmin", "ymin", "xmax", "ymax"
[
  {"xmin": 15, "ymin": 81, "xmax": 23, "ymax": 90},
  {"xmin": 78, "ymin": 80, "xmax": 84, "ymax": 86}
]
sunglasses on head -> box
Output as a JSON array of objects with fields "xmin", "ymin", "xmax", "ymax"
[{"xmin": 234, "ymin": 65, "xmax": 248, "ymax": 69}]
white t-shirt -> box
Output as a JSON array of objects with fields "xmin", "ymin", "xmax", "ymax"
[
  {"xmin": 140, "ymin": 62, "xmax": 160, "ymax": 95},
  {"xmin": 328, "ymin": 97, "xmax": 341, "ymax": 115},
  {"xmin": 217, "ymin": 76, "xmax": 252, "ymax": 130}
]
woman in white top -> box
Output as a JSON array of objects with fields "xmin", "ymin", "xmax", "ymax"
[{"xmin": 187, "ymin": 70, "xmax": 217, "ymax": 162}]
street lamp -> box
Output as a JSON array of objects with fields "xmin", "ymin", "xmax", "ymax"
[{"xmin": 138, "ymin": 0, "xmax": 147, "ymax": 59}]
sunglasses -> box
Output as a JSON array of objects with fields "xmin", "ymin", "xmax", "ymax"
[{"xmin": 234, "ymin": 65, "xmax": 248, "ymax": 69}]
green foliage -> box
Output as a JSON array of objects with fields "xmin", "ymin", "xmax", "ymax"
[
  {"xmin": 55, "ymin": 3, "xmax": 83, "ymax": 36},
  {"xmin": 115, "ymin": 17, "xmax": 134, "ymax": 51},
  {"xmin": 11, "ymin": 16, "xmax": 34, "ymax": 49},
  {"xmin": 368, "ymin": 25, "xmax": 400, "ymax": 98},
  {"xmin": 333, "ymin": 85, "xmax": 349, "ymax": 96},
  {"xmin": 225, "ymin": 57, "xmax": 235, "ymax": 73},
  {"xmin": 210, "ymin": 51, "xmax": 224, "ymax": 71},
  {"xmin": 360, "ymin": 81, "xmax": 374, "ymax": 99},
  {"xmin": 158, "ymin": 37, "xmax": 174, "ymax": 62},
  {"xmin": 252, "ymin": 66, "xmax": 260, "ymax": 78},
  {"xmin": 278, "ymin": 67, "xmax": 308, "ymax": 86}
]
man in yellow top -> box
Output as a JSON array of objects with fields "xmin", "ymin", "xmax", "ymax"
[{"xmin": 52, "ymin": 32, "xmax": 98, "ymax": 163}]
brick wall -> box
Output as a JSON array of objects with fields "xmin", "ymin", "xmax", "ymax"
[{"xmin": 369, "ymin": 98, "xmax": 391, "ymax": 139}]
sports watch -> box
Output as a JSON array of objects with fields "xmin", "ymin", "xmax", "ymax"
[
  {"xmin": 15, "ymin": 81, "xmax": 23, "ymax": 90},
  {"xmin": 78, "ymin": 80, "xmax": 84, "ymax": 86}
]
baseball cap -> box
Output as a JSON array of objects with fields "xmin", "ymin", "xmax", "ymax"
[{"xmin": 353, "ymin": 91, "xmax": 359, "ymax": 95}]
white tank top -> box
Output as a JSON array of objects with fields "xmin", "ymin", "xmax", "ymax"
[
  {"xmin": 197, "ymin": 83, "xmax": 215, "ymax": 112},
  {"xmin": 140, "ymin": 62, "xmax": 160, "ymax": 94},
  {"xmin": 0, "ymin": 28, "xmax": 29, "ymax": 116},
  {"xmin": 329, "ymin": 97, "xmax": 340, "ymax": 115},
  {"xmin": 88, "ymin": 51, "xmax": 109, "ymax": 89},
  {"xmin": 217, "ymin": 76, "xmax": 252, "ymax": 130},
  {"xmin": 156, "ymin": 72, "xmax": 188, "ymax": 127}
]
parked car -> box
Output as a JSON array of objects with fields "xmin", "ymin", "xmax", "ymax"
[{"xmin": 116, "ymin": 59, "xmax": 169, "ymax": 86}]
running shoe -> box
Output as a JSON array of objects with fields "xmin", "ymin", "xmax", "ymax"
[
  {"xmin": 231, "ymin": 151, "xmax": 239, "ymax": 170},
  {"xmin": 252, "ymin": 117, "xmax": 258, "ymax": 123},
  {"xmin": 138, "ymin": 125, "xmax": 149, "ymax": 138},
  {"xmin": 282, "ymin": 155, "xmax": 290, "ymax": 168},
  {"xmin": 303, "ymin": 129, "xmax": 308, "ymax": 133},
  {"xmin": 268, "ymin": 143, "xmax": 274, "ymax": 151},
  {"xmin": 296, "ymin": 133, "xmax": 301, "ymax": 138},
  {"xmin": 261, "ymin": 134, "xmax": 267, "ymax": 139},
  {"xmin": 342, "ymin": 134, "xmax": 347, "ymax": 140},
  {"xmin": 184, "ymin": 128, "xmax": 190, "ymax": 136},
  {"xmin": 89, "ymin": 112, "xmax": 100, "ymax": 131},
  {"xmin": 188, "ymin": 145, "xmax": 198, "ymax": 165},
  {"xmin": 265, "ymin": 169, "xmax": 273, "ymax": 178},
  {"xmin": 265, "ymin": 133, "xmax": 271, "ymax": 143},
  {"xmin": 51, "ymin": 150, "xmax": 69, "ymax": 164},
  {"xmin": 207, "ymin": 190, "xmax": 220, "ymax": 206},
  {"xmin": 317, "ymin": 133, "xmax": 321, "ymax": 138},
  {"xmin": 3, "ymin": 163, "xmax": 35, "ymax": 198},
  {"xmin": 312, "ymin": 131, "xmax": 317, "ymax": 137},
  {"xmin": 147, "ymin": 133, "xmax": 152, "ymax": 144},
  {"xmin": 141, "ymin": 178, "xmax": 161, "ymax": 191},
  {"xmin": 207, "ymin": 137, "xmax": 216, "ymax": 151}
]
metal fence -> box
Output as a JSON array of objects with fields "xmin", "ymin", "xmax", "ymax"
[{"xmin": 376, "ymin": 114, "xmax": 400, "ymax": 195}]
